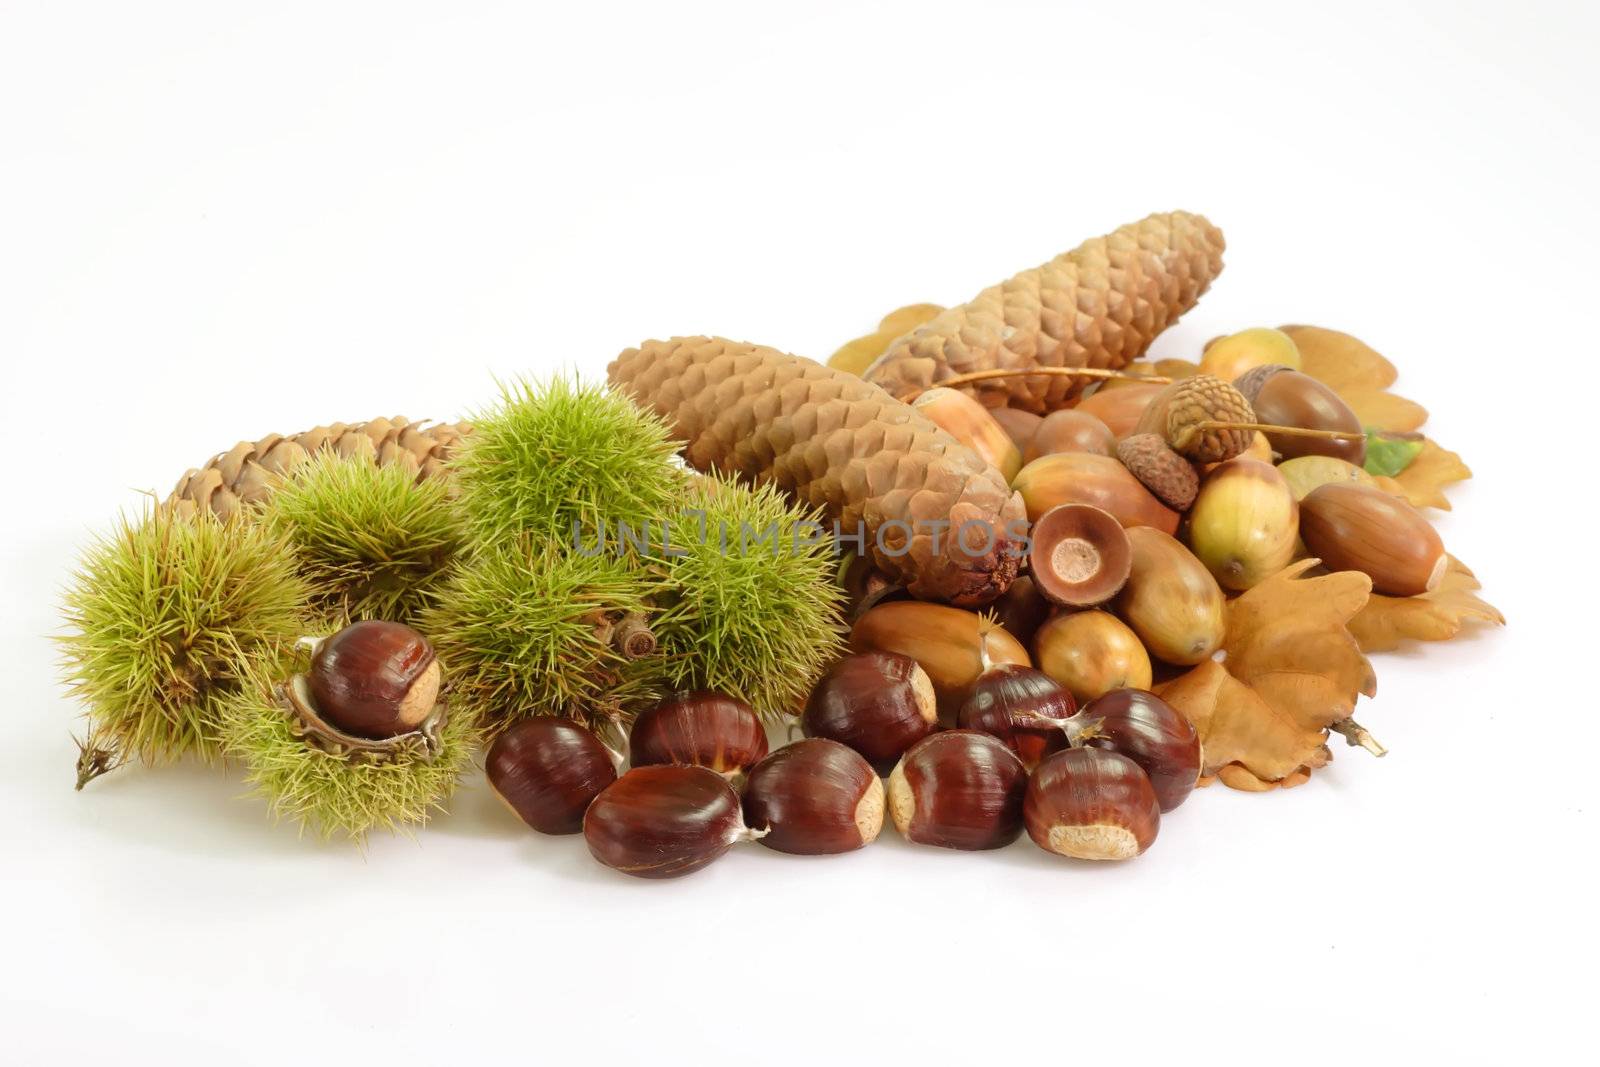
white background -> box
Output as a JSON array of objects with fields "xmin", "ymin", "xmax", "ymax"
[{"xmin": 3, "ymin": 2, "xmax": 1595, "ymax": 1064}]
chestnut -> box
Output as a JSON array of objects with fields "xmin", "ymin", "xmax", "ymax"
[
  {"xmin": 887, "ymin": 731, "xmax": 1028, "ymax": 851},
  {"xmin": 308, "ymin": 620, "xmax": 440, "ymax": 740},
  {"xmin": 741, "ymin": 739, "xmax": 884, "ymax": 855},
  {"xmin": 1026, "ymin": 504, "xmax": 1132, "ymax": 607},
  {"xmin": 956, "ymin": 665, "xmax": 1076, "ymax": 770},
  {"xmin": 584, "ymin": 765, "xmax": 762, "ymax": 878},
  {"xmin": 486, "ymin": 717, "xmax": 619, "ymax": 835},
  {"xmin": 1024, "ymin": 748, "xmax": 1160, "ymax": 860},
  {"xmin": 629, "ymin": 691, "xmax": 769, "ymax": 778},
  {"xmin": 1079, "ymin": 689, "xmax": 1201, "ymax": 812},
  {"xmin": 803, "ymin": 652, "xmax": 937, "ymax": 775}
]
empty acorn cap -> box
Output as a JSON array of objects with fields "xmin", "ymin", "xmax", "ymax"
[
  {"xmin": 1117, "ymin": 434, "xmax": 1200, "ymax": 511},
  {"xmin": 1027, "ymin": 504, "xmax": 1132, "ymax": 607}
]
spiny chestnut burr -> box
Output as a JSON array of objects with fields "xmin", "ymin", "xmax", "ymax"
[
  {"xmin": 956, "ymin": 664, "xmax": 1077, "ymax": 770},
  {"xmin": 1027, "ymin": 503, "xmax": 1132, "ymax": 607},
  {"xmin": 741, "ymin": 739, "xmax": 884, "ymax": 855},
  {"xmin": 629, "ymin": 691, "xmax": 769, "ymax": 778},
  {"xmin": 1079, "ymin": 689, "xmax": 1201, "ymax": 812},
  {"xmin": 887, "ymin": 731, "xmax": 1028, "ymax": 851},
  {"xmin": 584, "ymin": 765, "xmax": 764, "ymax": 878},
  {"xmin": 803, "ymin": 652, "xmax": 937, "ymax": 774},
  {"xmin": 486, "ymin": 717, "xmax": 619, "ymax": 835},
  {"xmin": 1024, "ymin": 748, "xmax": 1160, "ymax": 861},
  {"xmin": 307, "ymin": 620, "xmax": 441, "ymax": 740}
]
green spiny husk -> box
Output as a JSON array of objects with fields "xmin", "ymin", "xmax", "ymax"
[
  {"xmin": 453, "ymin": 374, "xmax": 686, "ymax": 546},
  {"xmin": 260, "ymin": 451, "xmax": 466, "ymax": 624},
  {"xmin": 219, "ymin": 644, "xmax": 479, "ymax": 842},
  {"xmin": 420, "ymin": 538, "xmax": 665, "ymax": 732},
  {"xmin": 651, "ymin": 474, "xmax": 845, "ymax": 721},
  {"xmin": 58, "ymin": 504, "xmax": 313, "ymax": 764}
]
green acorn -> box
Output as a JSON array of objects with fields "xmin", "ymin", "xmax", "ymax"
[
  {"xmin": 420, "ymin": 539, "xmax": 665, "ymax": 732},
  {"xmin": 219, "ymin": 637, "xmax": 478, "ymax": 842},
  {"xmin": 59, "ymin": 505, "xmax": 312, "ymax": 774},
  {"xmin": 454, "ymin": 374, "xmax": 685, "ymax": 546},
  {"xmin": 260, "ymin": 450, "xmax": 466, "ymax": 624},
  {"xmin": 651, "ymin": 474, "xmax": 845, "ymax": 721}
]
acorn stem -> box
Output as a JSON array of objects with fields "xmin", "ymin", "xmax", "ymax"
[
  {"xmin": 1330, "ymin": 718, "xmax": 1387, "ymax": 757},
  {"xmin": 1193, "ymin": 420, "xmax": 1366, "ymax": 442},
  {"xmin": 898, "ymin": 367, "xmax": 1170, "ymax": 403}
]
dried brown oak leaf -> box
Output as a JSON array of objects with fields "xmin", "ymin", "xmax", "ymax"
[
  {"xmin": 1158, "ymin": 560, "xmax": 1375, "ymax": 790},
  {"xmin": 1348, "ymin": 556, "xmax": 1504, "ymax": 653},
  {"xmin": 1386, "ymin": 439, "xmax": 1472, "ymax": 511},
  {"xmin": 828, "ymin": 304, "xmax": 946, "ymax": 377}
]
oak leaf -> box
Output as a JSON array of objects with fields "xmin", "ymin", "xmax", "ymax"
[
  {"xmin": 828, "ymin": 303, "xmax": 945, "ymax": 376},
  {"xmin": 1348, "ymin": 556, "xmax": 1504, "ymax": 652},
  {"xmin": 1158, "ymin": 560, "xmax": 1374, "ymax": 791},
  {"xmin": 1388, "ymin": 438, "xmax": 1471, "ymax": 510}
]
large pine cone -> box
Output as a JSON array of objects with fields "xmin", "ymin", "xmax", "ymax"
[
  {"xmin": 609, "ymin": 337, "xmax": 1025, "ymax": 607},
  {"xmin": 864, "ymin": 210, "xmax": 1225, "ymax": 414}
]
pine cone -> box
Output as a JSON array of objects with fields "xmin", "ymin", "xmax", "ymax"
[
  {"xmin": 608, "ymin": 337, "xmax": 1025, "ymax": 607},
  {"xmin": 168, "ymin": 417, "xmax": 469, "ymax": 520},
  {"xmin": 864, "ymin": 210, "xmax": 1225, "ymax": 414}
]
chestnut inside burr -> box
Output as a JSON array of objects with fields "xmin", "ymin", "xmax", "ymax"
[{"xmin": 1027, "ymin": 504, "xmax": 1132, "ymax": 608}]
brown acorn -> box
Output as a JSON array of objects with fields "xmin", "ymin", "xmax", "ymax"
[
  {"xmin": 584, "ymin": 765, "xmax": 763, "ymax": 878},
  {"xmin": 912, "ymin": 387, "xmax": 1023, "ymax": 481},
  {"xmin": 742, "ymin": 739, "xmax": 884, "ymax": 855},
  {"xmin": 989, "ymin": 575, "xmax": 1051, "ymax": 647},
  {"xmin": 1027, "ymin": 504, "xmax": 1132, "ymax": 607},
  {"xmin": 1024, "ymin": 748, "xmax": 1160, "ymax": 860},
  {"xmin": 849, "ymin": 602, "xmax": 1030, "ymax": 719},
  {"xmin": 486, "ymin": 717, "xmax": 620, "ymax": 834},
  {"xmin": 1023, "ymin": 409, "xmax": 1116, "ymax": 463},
  {"xmin": 990, "ymin": 407, "xmax": 1044, "ymax": 455},
  {"xmin": 1235, "ymin": 366, "xmax": 1366, "ymax": 464},
  {"xmin": 1300, "ymin": 483, "xmax": 1447, "ymax": 596},
  {"xmin": 629, "ymin": 691, "xmax": 769, "ymax": 778},
  {"xmin": 887, "ymin": 731, "xmax": 1028, "ymax": 850},
  {"xmin": 1012, "ymin": 452, "xmax": 1180, "ymax": 534},
  {"xmin": 1079, "ymin": 689, "xmax": 1201, "ymax": 812},
  {"xmin": 308, "ymin": 621, "xmax": 441, "ymax": 740},
  {"xmin": 1033, "ymin": 610, "xmax": 1152, "ymax": 705},
  {"xmin": 803, "ymin": 652, "xmax": 938, "ymax": 774},
  {"xmin": 1073, "ymin": 382, "xmax": 1164, "ymax": 439},
  {"xmin": 1111, "ymin": 528, "xmax": 1225, "ymax": 665}
]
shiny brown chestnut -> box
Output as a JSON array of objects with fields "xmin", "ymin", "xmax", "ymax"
[
  {"xmin": 1024, "ymin": 748, "xmax": 1160, "ymax": 860},
  {"xmin": 1027, "ymin": 504, "xmax": 1133, "ymax": 607},
  {"xmin": 629, "ymin": 691, "xmax": 769, "ymax": 777},
  {"xmin": 486, "ymin": 717, "xmax": 620, "ymax": 834},
  {"xmin": 741, "ymin": 739, "xmax": 884, "ymax": 855},
  {"xmin": 308, "ymin": 620, "xmax": 441, "ymax": 740},
  {"xmin": 583, "ymin": 765, "xmax": 763, "ymax": 878},
  {"xmin": 956, "ymin": 665, "xmax": 1077, "ymax": 770},
  {"xmin": 803, "ymin": 652, "xmax": 937, "ymax": 774},
  {"xmin": 1079, "ymin": 689, "xmax": 1201, "ymax": 812},
  {"xmin": 887, "ymin": 731, "xmax": 1028, "ymax": 851}
]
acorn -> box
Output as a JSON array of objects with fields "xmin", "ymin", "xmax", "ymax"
[
  {"xmin": 741, "ymin": 739, "xmax": 884, "ymax": 854},
  {"xmin": 1199, "ymin": 326, "xmax": 1302, "ymax": 382},
  {"xmin": 1073, "ymin": 382, "xmax": 1164, "ymax": 438},
  {"xmin": 1276, "ymin": 455, "xmax": 1375, "ymax": 501},
  {"xmin": 584, "ymin": 765, "xmax": 765, "ymax": 878},
  {"xmin": 1023, "ymin": 409, "xmax": 1116, "ymax": 463},
  {"xmin": 1111, "ymin": 527, "xmax": 1225, "ymax": 665},
  {"xmin": 1012, "ymin": 452, "xmax": 1179, "ymax": 534},
  {"xmin": 629, "ymin": 691, "xmax": 769, "ymax": 778},
  {"xmin": 1079, "ymin": 689, "xmax": 1201, "ymax": 812},
  {"xmin": 803, "ymin": 651, "xmax": 938, "ymax": 774},
  {"xmin": 1185, "ymin": 458, "xmax": 1299, "ymax": 591},
  {"xmin": 1135, "ymin": 374, "xmax": 1257, "ymax": 464},
  {"xmin": 912, "ymin": 387, "xmax": 1023, "ymax": 481},
  {"xmin": 887, "ymin": 731, "xmax": 1029, "ymax": 851},
  {"xmin": 486, "ymin": 717, "xmax": 620, "ymax": 834},
  {"xmin": 1024, "ymin": 748, "xmax": 1160, "ymax": 860},
  {"xmin": 1116, "ymin": 433, "xmax": 1200, "ymax": 511},
  {"xmin": 849, "ymin": 601, "xmax": 1030, "ymax": 719},
  {"xmin": 1300, "ymin": 483, "xmax": 1447, "ymax": 596},
  {"xmin": 307, "ymin": 621, "xmax": 441, "ymax": 740},
  {"xmin": 1033, "ymin": 610, "xmax": 1151, "ymax": 705},
  {"xmin": 1027, "ymin": 504, "xmax": 1132, "ymax": 607},
  {"xmin": 1234, "ymin": 365, "xmax": 1366, "ymax": 464},
  {"xmin": 990, "ymin": 407, "xmax": 1044, "ymax": 455}
]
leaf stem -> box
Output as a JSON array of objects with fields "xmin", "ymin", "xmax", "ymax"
[{"xmin": 1330, "ymin": 718, "xmax": 1387, "ymax": 757}]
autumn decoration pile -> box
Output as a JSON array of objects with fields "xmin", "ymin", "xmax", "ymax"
[{"xmin": 57, "ymin": 209, "xmax": 1500, "ymax": 872}]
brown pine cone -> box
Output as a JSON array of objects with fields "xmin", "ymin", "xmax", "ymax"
[
  {"xmin": 608, "ymin": 337, "xmax": 1026, "ymax": 607},
  {"xmin": 168, "ymin": 417, "xmax": 469, "ymax": 520},
  {"xmin": 864, "ymin": 210, "xmax": 1225, "ymax": 413}
]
